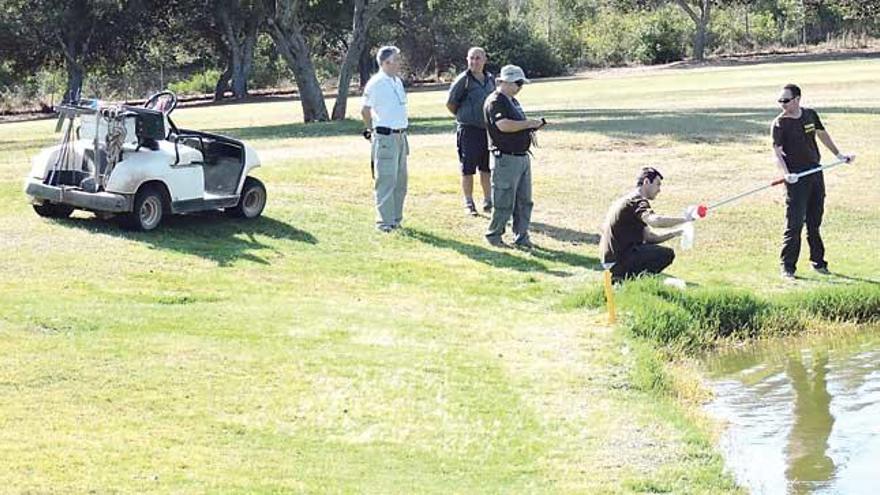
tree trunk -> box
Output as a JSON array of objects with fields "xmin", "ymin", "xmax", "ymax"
[
  {"xmin": 214, "ymin": 64, "xmax": 232, "ymax": 101},
  {"xmin": 216, "ymin": 6, "xmax": 259, "ymax": 100},
  {"xmin": 331, "ymin": 0, "xmax": 391, "ymax": 121},
  {"xmin": 266, "ymin": 16, "xmax": 329, "ymax": 122},
  {"xmin": 358, "ymin": 45, "xmax": 373, "ymax": 89},
  {"xmin": 674, "ymin": 0, "xmax": 710, "ymax": 61},
  {"xmin": 230, "ymin": 32, "xmax": 257, "ymax": 99},
  {"xmin": 64, "ymin": 61, "xmax": 85, "ymax": 103}
]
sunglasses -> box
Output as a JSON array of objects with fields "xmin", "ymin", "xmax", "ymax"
[
  {"xmin": 778, "ymin": 97, "xmax": 795, "ymax": 104},
  {"xmin": 514, "ymin": 80, "xmax": 524, "ymax": 87}
]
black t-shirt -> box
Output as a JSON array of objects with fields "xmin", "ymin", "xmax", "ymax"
[
  {"xmin": 484, "ymin": 91, "xmax": 532, "ymax": 154},
  {"xmin": 772, "ymin": 108, "xmax": 825, "ymax": 172},
  {"xmin": 599, "ymin": 192, "xmax": 654, "ymax": 264}
]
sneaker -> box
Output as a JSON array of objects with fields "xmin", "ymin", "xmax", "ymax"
[
  {"xmin": 813, "ymin": 265, "xmax": 831, "ymax": 275},
  {"xmin": 514, "ymin": 238, "xmax": 535, "ymax": 250},
  {"xmin": 377, "ymin": 224, "xmax": 394, "ymax": 233},
  {"xmin": 781, "ymin": 270, "xmax": 796, "ymax": 280},
  {"xmin": 466, "ymin": 204, "xmax": 478, "ymax": 216},
  {"xmin": 486, "ymin": 236, "xmax": 507, "ymax": 248},
  {"xmin": 482, "ymin": 200, "xmax": 493, "ymax": 213}
]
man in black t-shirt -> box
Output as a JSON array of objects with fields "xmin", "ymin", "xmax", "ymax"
[
  {"xmin": 772, "ymin": 84, "xmax": 855, "ymax": 279},
  {"xmin": 482, "ymin": 64, "xmax": 545, "ymax": 248},
  {"xmin": 599, "ymin": 167, "xmax": 693, "ymax": 281}
]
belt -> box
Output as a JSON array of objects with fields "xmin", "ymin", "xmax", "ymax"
[
  {"xmin": 375, "ymin": 126, "xmax": 406, "ymax": 135},
  {"xmin": 493, "ymin": 150, "xmax": 529, "ymax": 157}
]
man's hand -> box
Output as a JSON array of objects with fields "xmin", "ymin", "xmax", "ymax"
[
  {"xmin": 836, "ymin": 153, "xmax": 856, "ymax": 164},
  {"xmin": 362, "ymin": 129, "xmax": 372, "ymax": 141},
  {"xmin": 529, "ymin": 119, "xmax": 544, "ymax": 129},
  {"xmin": 784, "ymin": 173, "xmax": 799, "ymax": 184}
]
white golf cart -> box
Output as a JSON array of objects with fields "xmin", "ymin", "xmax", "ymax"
[{"xmin": 24, "ymin": 91, "xmax": 266, "ymax": 231}]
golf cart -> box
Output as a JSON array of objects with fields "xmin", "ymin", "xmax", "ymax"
[{"xmin": 24, "ymin": 90, "xmax": 266, "ymax": 231}]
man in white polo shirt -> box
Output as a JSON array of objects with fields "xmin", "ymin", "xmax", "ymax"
[{"xmin": 361, "ymin": 45, "xmax": 409, "ymax": 232}]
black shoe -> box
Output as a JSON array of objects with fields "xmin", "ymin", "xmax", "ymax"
[
  {"xmin": 781, "ymin": 270, "xmax": 796, "ymax": 280},
  {"xmin": 813, "ymin": 265, "xmax": 831, "ymax": 275},
  {"xmin": 482, "ymin": 200, "xmax": 493, "ymax": 213},
  {"xmin": 514, "ymin": 238, "xmax": 535, "ymax": 250},
  {"xmin": 486, "ymin": 236, "xmax": 507, "ymax": 248}
]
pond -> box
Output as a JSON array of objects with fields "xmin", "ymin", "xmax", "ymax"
[{"xmin": 702, "ymin": 327, "xmax": 880, "ymax": 494}]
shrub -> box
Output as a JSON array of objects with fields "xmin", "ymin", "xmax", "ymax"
[
  {"xmin": 633, "ymin": 7, "xmax": 690, "ymax": 64},
  {"xmin": 481, "ymin": 18, "xmax": 566, "ymax": 78},
  {"xmin": 169, "ymin": 69, "xmax": 221, "ymax": 97}
]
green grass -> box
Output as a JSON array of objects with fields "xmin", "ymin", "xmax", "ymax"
[{"xmin": 3, "ymin": 56, "xmax": 880, "ymax": 493}]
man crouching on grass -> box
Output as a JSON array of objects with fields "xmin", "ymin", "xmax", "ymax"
[{"xmin": 599, "ymin": 167, "xmax": 694, "ymax": 282}]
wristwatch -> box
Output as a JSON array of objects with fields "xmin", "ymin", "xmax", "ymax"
[{"xmin": 362, "ymin": 129, "xmax": 372, "ymax": 140}]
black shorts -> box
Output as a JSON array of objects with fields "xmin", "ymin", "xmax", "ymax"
[{"xmin": 457, "ymin": 125, "xmax": 490, "ymax": 175}]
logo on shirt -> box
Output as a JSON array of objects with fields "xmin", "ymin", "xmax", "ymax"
[{"xmin": 803, "ymin": 122, "xmax": 816, "ymax": 134}]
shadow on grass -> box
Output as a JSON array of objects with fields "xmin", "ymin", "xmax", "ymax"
[
  {"xmin": 57, "ymin": 212, "xmax": 316, "ymax": 266},
  {"xmin": 829, "ymin": 272, "xmax": 880, "ymax": 286},
  {"xmin": 404, "ymin": 228, "xmax": 574, "ymax": 276},
  {"xmin": 203, "ymin": 105, "xmax": 878, "ymax": 145},
  {"xmin": 530, "ymin": 222, "xmax": 600, "ymax": 245},
  {"xmin": 205, "ymin": 116, "xmax": 455, "ymax": 141}
]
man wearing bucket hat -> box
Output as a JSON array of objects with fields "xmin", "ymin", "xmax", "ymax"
[{"xmin": 483, "ymin": 64, "xmax": 546, "ymax": 249}]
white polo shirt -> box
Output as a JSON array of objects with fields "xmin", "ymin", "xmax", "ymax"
[{"xmin": 363, "ymin": 71, "xmax": 408, "ymax": 130}]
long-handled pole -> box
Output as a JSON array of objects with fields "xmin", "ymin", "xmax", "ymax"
[{"xmin": 695, "ymin": 159, "xmax": 848, "ymax": 218}]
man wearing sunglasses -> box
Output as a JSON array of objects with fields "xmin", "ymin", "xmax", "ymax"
[
  {"xmin": 772, "ymin": 83, "xmax": 855, "ymax": 280},
  {"xmin": 483, "ymin": 64, "xmax": 546, "ymax": 248}
]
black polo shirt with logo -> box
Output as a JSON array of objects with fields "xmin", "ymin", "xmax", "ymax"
[
  {"xmin": 772, "ymin": 108, "xmax": 825, "ymax": 172},
  {"xmin": 483, "ymin": 91, "xmax": 532, "ymax": 154}
]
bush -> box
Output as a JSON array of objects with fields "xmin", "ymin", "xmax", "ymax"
[
  {"xmin": 633, "ymin": 7, "xmax": 690, "ymax": 64},
  {"xmin": 481, "ymin": 18, "xmax": 566, "ymax": 78},
  {"xmin": 168, "ymin": 69, "xmax": 221, "ymax": 97}
]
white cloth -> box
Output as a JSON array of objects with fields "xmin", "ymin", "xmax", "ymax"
[{"xmin": 363, "ymin": 71, "xmax": 408, "ymax": 130}]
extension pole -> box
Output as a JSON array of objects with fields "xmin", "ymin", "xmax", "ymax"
[
  {"xmin": 695, "ymin": 159, "xmax": 848, "ymax": 218},
  {"xmin": 603, "ymin": 269, "xmax": 616, "ymax": 325}
]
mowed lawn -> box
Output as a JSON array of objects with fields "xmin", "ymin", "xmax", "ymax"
[{"xmin": 1, "ymin": 57, "xmax": 878, "ymax": 493}]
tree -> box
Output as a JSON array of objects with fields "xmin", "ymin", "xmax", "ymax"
[
  {"xmin": 264, "ymin": 0, "xmax": 329, "ymax": 122},
  {"xmin": 331, "ymin": 0, "xmax": 392, "ymax": 120},
  {"xmin": 672, "ymin": 0, "xmax": 712, "ymax": 60},
  {"xmin": 214, "ymin": 0, "xmax": 266, "ymax": 99},
  {"xmin": 2, "ymin": 0, "xmax": 150, "ymax": 103}
]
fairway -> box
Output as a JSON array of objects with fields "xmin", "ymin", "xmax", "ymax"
[{"xmin": 1, "ymin": 57, "xmax": 878, "ymax": 493}]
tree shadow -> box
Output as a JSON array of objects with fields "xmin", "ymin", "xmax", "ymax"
[
  {"xmin": 205, "ymin": 116, "xmax": 454, "ymax": 141},
  {"xmin": 203, "ymin": 105, "xmax": 879, "ymax": 145},
  {"xmin": 530, "ymin": 222, "xmax": 600, "ymax": 245},
  {"xmin": 56, "ymin": 212, "xmax": 317, "ymax": 266},
  {"xmin": 403, "ymin": 228, "xmax": 571, "ymax": 277}
]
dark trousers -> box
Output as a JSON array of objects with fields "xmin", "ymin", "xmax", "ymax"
[
  {"xmin": 611, "ymin": 244, "xmax": 676, "ymax": 281},
  {"xmin": 781, "ymin": 172, "xmax": 826, "ymax": 273}
]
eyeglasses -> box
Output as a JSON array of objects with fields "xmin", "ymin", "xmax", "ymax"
[
  {"xmin": 778, "ymin": 97, "xmax": 795, "ymax": 104},
  {"xmin": 514, "ymin": 80, "xmax": 524, "ymax": 87}
]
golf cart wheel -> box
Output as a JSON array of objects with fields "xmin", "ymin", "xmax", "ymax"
[
  {"xmin": 227, "ymin": 177, "xmax": 266, "ymax": 219},
  {"xmin": 122, "ymin": 185, "xmax": 166, "ymax": 231},
  {"xmin": 33, "ymin": 202, "xmax": 74, "ymax": 218}
]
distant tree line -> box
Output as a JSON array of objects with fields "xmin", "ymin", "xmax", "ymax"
[{"xmin": 1, "ymin": 0, "xmax": 878, "ymax": 121}]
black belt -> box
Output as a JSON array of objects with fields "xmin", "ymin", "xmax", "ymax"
[
  {"xmin": 493, "ymin": 150, "xmax": 529, "ymax": 157},
  {"xmin": 375, "ymin": 126, "xmax": 406, "ymax": 135}
]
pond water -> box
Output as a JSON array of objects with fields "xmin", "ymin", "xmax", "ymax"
[{"xmin": 702, "ymin": 327, "xmax": 880, "ymax": 494}]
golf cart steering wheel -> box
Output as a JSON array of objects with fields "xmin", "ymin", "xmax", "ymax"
[
  {"xmin": 144, "ymin": 90, "xmax": 178, "ymax": 116},
  {"xmin": 144, "ymin": 90, "xmax": 180, "ymax": 138}
]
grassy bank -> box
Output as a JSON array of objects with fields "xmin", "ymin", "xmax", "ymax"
[
  {"xmin": 2, "ymin": 57, "xmax": 879, "ymax": 492},
  {"xmin": 569, "ymin": 279, "xmax": 880, "ymax": 353}
]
